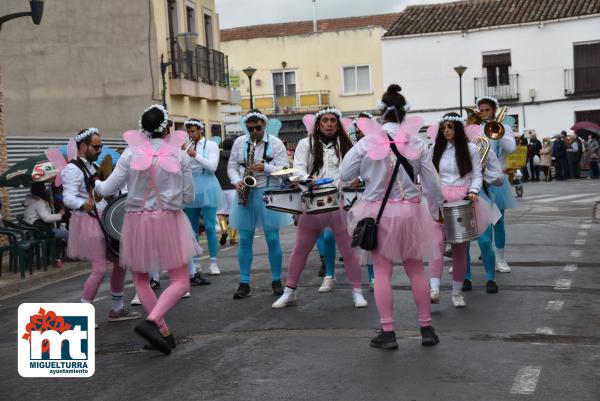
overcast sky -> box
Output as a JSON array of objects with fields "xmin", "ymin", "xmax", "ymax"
[{"xmin": 216, "ymin": 0, "xmax": 448, "ymax": 29}]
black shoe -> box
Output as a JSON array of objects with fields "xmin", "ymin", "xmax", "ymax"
[
  {"xmin": 134, "ymin": 320, "xmax": 171, "ymax": 355},
  {"xmin": 272, "ymin": 280, "xmax": 284, "ymax": 296},
  {"xmin": 370, "ymin": 329, "xmax": 398, "ymax": 350},
  {"xmin": 219, "ymin": 233, "xmax": 228, "ymax": 245},
  {"xmin": 190, "ymin": 272, "xmax": 211, "ymax": 286},
  {"xmin": 444, "ymin": 249, "xmax": 453, "ymax": 258},
  {"xmin": 485, "ymin": 280, "xmax": 499, "ymax": 294},
  {"xmin": 318, "ymin": 256, "xmax": 326, "ymax": 277},
  {"xmin": 420, "ymin": 326, "xmax": 440, "ymax": 346},
  {"xmin": 462, "ymin": 279, "xmax": 472, "ymax": 292},
  {"xmin": 339, "ymin": 257, "xmax": 344, "ymax": 262},
  {"xmin": 150, "ymin": 279, "xmax": 160, "ymax": 290},
  {"xmin": 143, "ymin": 334, "xmax": 176, "ymax": 351},
  {"xmin": 233, "ymin": 283, "xmax": 251, "ymax": 299}
]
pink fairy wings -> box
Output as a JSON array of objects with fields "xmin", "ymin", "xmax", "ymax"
[
  {"xmin": 302, "ymin": 114, "xmax": 316, "ymax": 136},
  {"xmin": 341, "ymin": 118, "xmax": 354, "ymax": 135},
  {"xmin": 357, "ymin": 116, "xmax": 424, "ymax": 160},
  {"xmin": 123, "ymin": 130, "xmax": 189, "ymax": 173},
  {"xmin": 45, "ymin": 148, "xmax": 68, "ymax": 186}
]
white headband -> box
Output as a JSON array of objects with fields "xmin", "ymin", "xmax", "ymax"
[
  {"xmin": 377, "ymin": 101, "xmax": 410, "ymax": 112},
  {"xmin": 315, "ymin": 107, "xmax": 342, "ymax": 120},
  {"xmin": 139, "ymin": 104, "xmax": 170, "ymax": 135},
  {"xmin": 74, "ymin": 128, "xmax": 99, "ymax": 142},
  {"xmin": 438, "ymin": 115, "xmax": 466, "ymax": 125},
  {"xmin": 184, "ymin": 120, "xmax": 205, "ymax": 130},
  {"xmin": 476, "ymin": 96, "xmax": 499, "ymax": 109},
  {"xmin": 353, "ymin": 112, "xmax": 374, "ymax": 126},
  {"xmin": 241, "ymin": 111, "xmax": 268, "ymax": 125}
]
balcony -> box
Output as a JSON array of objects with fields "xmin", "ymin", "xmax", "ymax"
[
  {"xmin": 473, "ymin": 73, "xmax": 519, "ymax": 103},
  {"xmin": 240, "ymin": 91, "xmax": 331, "ymax": 115},
  {"xmin": 167, "ymin": 38, "xmax": 230, "ymax": 102},
  {"xmin": 565, "ymin": 66, "xmax": 600, "ymax": 96}
]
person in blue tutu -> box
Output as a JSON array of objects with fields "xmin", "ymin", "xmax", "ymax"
[
  {"xmin": 183, "ymin": 118, "xmax": 223, "ymax": 283},
  {"xmin": 227, "ymin": 109, "xmax": 292, "ymax": 299},
  {"xmin": 476, "ymin": 96, "xmax": 518, "ymax": 273}
]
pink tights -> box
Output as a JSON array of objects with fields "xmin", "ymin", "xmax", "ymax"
[
  {"xmin": 81, "ymin": 242, "xmax": 125, "ymax": 303},
  {"xmin": 371, "ymin": 251, "xmax": 431, "ymax": 331},
  {"xmin": 428, "ymin": 222, "xmax": 468, "ymax": 283},
  {"xmin": 132, "ymin": 265, "xmax": 189, "ymax": 335}
]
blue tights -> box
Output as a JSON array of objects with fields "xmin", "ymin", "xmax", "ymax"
[
  {"xmin": 315, "ymin": 229, "xmax": 374, "ymax": 281},
  {"xmin": 238, "ymin": 229, "xmax": 282, "ymax": 284},
  {"xmin": 493, "ymin": 210, "xmax": 506, "ymax": 249},
  {"xmin": 465, "ymin": 225, "xmax": 496, "ymax": 281}
]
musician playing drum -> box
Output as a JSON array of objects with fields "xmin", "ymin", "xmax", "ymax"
[
  {"xmin": 61, "ymin": 128, "xmax": 141, "ymax": 324},
  {"xmin": 272, "ymin": 107, "xmax": 368, "ymax": 309},
  {"xmin": 227, "ymin": 109, "xmax": 291, "ymax": 300}
]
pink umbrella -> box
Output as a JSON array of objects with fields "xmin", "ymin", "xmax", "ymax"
[{"xmin": 571, "ymin": 121, "xmax": 600, "ymax": 137}]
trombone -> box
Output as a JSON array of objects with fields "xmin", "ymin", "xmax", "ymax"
[{"xmin": 465, "ymin": 106, "xmax": 509, "ymax": 140}]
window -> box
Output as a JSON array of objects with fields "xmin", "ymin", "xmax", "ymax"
[
  {"xmin": 204, "ymin": 13, "xmax": 213, "ymax": 49},
  {"xmin": 272, "ymin": 71, "xmax": 296, "ymax": 98},
  {"xmin": 483, "ymin": 52, "xmax": 511, "ymax": 87},
  {"xmin": 342, "ymin": 65, "xmax": 371, "ymax": 94},
  {"xmin": 186, "ymin": 6, "xmax": 196, "ymax": 33},
  {"xmin": 167, "ymin": 0, "xmax": 178, "ymax": 39},
  {"xmin": 573, "ymin": 42, "xmax": 600, "ymax": 93}
]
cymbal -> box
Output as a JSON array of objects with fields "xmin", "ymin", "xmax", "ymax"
[{"xmin": 271, "ymin": 168, "xmax": 299, "ymax": 176}]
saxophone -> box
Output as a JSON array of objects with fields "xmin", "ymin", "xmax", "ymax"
[{"xmin": 238, "ymin": 140, "xmax": 258, "ymax": 206}]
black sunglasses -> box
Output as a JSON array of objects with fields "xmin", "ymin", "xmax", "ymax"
[
  {"xmin": 247, "ymin": 126, "xmax": 263, "ymax": 132},
  {"xmin": 90, "ymin": 144, "xmax": 103, "ymax": 151}
]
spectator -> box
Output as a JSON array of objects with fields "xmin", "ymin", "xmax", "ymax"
[
  {"xmin": 566, "ymin": 133, "xmax": 582, "ymax": 179},
  {"xmin": 215, "ymin": 138, "xmax": 237, "ymax": 245},
  {"xmin": 553, "ymin": 132, "xmax": 569, "ymax": 180},
  {"xmin": 540, "ymin": 137, "xmax": 553, "ymax": 181},
  {"xmin": 528, "ymin": 133, "xmax": 542, "ymax": 182},
  {"xmin": 588, "ymin": 133, "xmax": 600, "ymax": 179},
  {"xmin": 23, "ymin": 182, "xmax": 68, "ymax": 240}
]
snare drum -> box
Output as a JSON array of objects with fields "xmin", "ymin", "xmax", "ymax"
[
  {"xmin": 101, "ymin": 194, "xmax": 127, "ymax": 255},
  {"xmin": 302, "ymin": 186, "xmax": 339, "ymax": 214},
  {"xmin": 441, "ymin": 200, "xmax": 478, "ymax": 244},
  {"xmin": 263, "ymin": 188, "xmax": 302, "ymax": 214},
  {"xmin": 341, "ymin": 186, "xmax": 364, "ymax": 211}
]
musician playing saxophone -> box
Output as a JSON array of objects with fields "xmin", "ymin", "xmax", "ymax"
[{"xmin": 227, "ymin": 109, "xmax": 291, "ymax": 300}]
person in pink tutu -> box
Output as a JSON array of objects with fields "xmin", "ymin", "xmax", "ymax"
[
  {"xmin": 339, "ymin": 84, "xmax": 444, "ymax": 350},
  {"xmin": 95, "ymin": 105, "xmax": 200, "ymax": 354},
  {"xmin": 426, "ymin": 112, "xmax": 500, "ymax": 308},
  {"xmin": 272, "ymin": 107, "xmax": 367, "ymax": 309},
  {"xmin": 60, "ymin": 128, "xmax": 141, "ymax": 325}
]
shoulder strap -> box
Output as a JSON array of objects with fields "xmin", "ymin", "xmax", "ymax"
[
  {"xmin": 388, "ymin": 141, "xmax": 415, "ymax": 183},
  {"xmin": 376, "ymin": 153, "xmax": 400, "ymax": 225},
  {"xmin": 69, "ymin": 159, "xmax": 94, "ymax": 194}
]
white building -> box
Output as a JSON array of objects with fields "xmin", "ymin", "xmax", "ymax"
[{"xmin": 382, "ymin": 0, "xmax": 600, "ymax": 139}]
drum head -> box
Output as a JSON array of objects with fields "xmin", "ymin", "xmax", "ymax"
[
  {"xmin": 442, "ymin": 199, "xmax": 472, "ymax": 208},
  {"xmin": 102, "ymin": 194, "xmax": 127, "ymax": 241}
]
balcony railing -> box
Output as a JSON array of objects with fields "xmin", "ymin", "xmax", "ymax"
[
  {"xmin": 474, "ymin": 73, "xmax": 519, "ymax": 102},
  {"xmin": 565, "ymin": 66, "xmax": 600, "ymax": 96},
  {"xmin": 241, "ymin": 91, "xmax": 331, "ymax": 115},
  {"xmin": 168, "ymin": 38, "xmax": 229, "ymax": 87}
]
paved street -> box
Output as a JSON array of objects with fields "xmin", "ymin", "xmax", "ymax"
[{"xmin": 1, "ymin": 179, "xmax": 599, "ymax": 401}]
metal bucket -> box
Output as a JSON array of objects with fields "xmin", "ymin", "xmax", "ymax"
[{"xmin": 442, "ymin": 200, "xmax": 478, "ymax": 244}]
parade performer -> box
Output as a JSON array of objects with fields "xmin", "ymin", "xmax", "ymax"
[
  {"xmin": 427, "ymin": 113, "xmax": 499, "ymax": 308},
  {"xmin": 95, "ymin": 105, "xmax": 201, "ymax": 354},
  {"xmin": 272, "ymin": 107, "xmax": 368, "ymax": 309},
  {"xmin": 227, "ymin": 110, "xmax": 291, "ymax": 299},
  {"xmin": 59, "ymin": 128, "xmax": 141, "ymax": 323},
  {"xmin": 340, "ymin": 84, "xmax": 443, "ymax": 349},
  {"xmin": 476, "ymin": 96, "xmax": 517, "ymax": 273},
  {"xmin": 183, "ymin": 118, "xmax": 222, "ymax": 277}
]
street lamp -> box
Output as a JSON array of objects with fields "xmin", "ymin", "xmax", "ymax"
[
  {"xmin": 160, "ymin": 32, "xmax": 198, "ymax": 107},
  {"xmin": 243, "ymin": 66, "xmax": 257, "ymax": 110},
  {"xmin": 454, "ymin": 65, "xmax": 467, "ymax": 116},
  {"xmin": 0, "ymin": 0, "xmax": 44, "ymax": 31}
]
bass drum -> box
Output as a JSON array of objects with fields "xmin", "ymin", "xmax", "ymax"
[
  {"xmin": 101, "ymin": 194, "xmax": 127, "ymax": 256},
  {"xmin": 263, "ymin": 188, "xmax": 302, "ymax": 214}
]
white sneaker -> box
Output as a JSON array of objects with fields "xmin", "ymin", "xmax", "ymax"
[
  {"xmin": 452, "ymin": 292, "xmax": 466, "ymax": 308},
  {"xmin": 272, "ymin": 287, "xmax": 297, "ymax": 308},
  {"xmin": 430, "ymin": 289, "xmax": 440, "ymax": 304},
  {"xmin": 182, "ymin": 291, "xmax": 191, "ymax": 298},
  {"xmin": 495, "ymin": 259, "xmax": 511, "ymax": 273},
  {"xmin": 319, "ymin": 276, "xmax": 335, "ymax": 292},
  {"xmin": 369, "ymin": 278, "xmax": 375, "ymax": 291},
  {"xmin": 352, "ymin": 288, "xmax": 368, "ymax": 308},
  {"xmin": 130, "ymin": 294, "xmax": 141, "ymax": 306},
  {"xmin": 448, "ymin": 266, "xmax": 453, "ymax": 274},
  {"xmin": 209, "ymin": 263, "xmax": 221, "ymax": 275}
]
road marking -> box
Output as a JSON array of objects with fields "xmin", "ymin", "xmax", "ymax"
[
  {"xmin": 577, "ymin": 231, "xmax": 588, "ymax": 236},
  {"xmin": 545, "ymin": 300, "xmax": 564, "ymax": 311},
  {"xmin": 580, "ymin": 223, "xmax": 592, "ymax": 229},
  {"xmin": 570, "ymin": 250, "xmax": 582, "ymax": 258},
  {"xmin": 510, "ymin": 366, "xmax": 541, "ymax": 395},
  {"xmin": 536, "ymin": 193, "xmax": 595, "ymax": 203},
  {"xmin": 574, "ymin": 239, "xmax": 586, "ymax": 245},
  {"xmin": 573, "ymin": 196, "xmax": 600, "ymax": 203},
  {"xmin": 535, "ymin": 327, "xmax": 554, "ymax": 335},
  {"xmin": 582, "ymin": 219, "xmax": 592, "ymax": 224},
  {"xmin": 563, "ymin": 264, "xmax": 578, "ymax": 272},
  {"xmin": 93, "ymin": 296, "xmax": 109, "ymax": 303},
  {"xmin": 554, "ymin": 279, "xmax": 572, "ymax": 290}
]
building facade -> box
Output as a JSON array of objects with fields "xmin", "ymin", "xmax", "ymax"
[{"xmin": 382, "ymin": 0, "xmax": 600, "ymax": 138}]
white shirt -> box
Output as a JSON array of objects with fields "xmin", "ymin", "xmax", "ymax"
[
  {"xmin": 482, "ymin": 124, "xmax": 516, "ymax": 169},
  {"xmin": 189, "ymin": 138, "xmax": 219, "ymax": 173},
  {"xmin": 433, "ymin": 142, "xmax": 483, "ymax": 194},
  {"xmin": 293, "ymin": 136, "xmax": 343, "ymax": 185},
  {"xmin": 483, "ymin": 150, "xmax": 504, "ymax": 186},
  {"xmin": 339, "ymin": 122, "xmax": 443, "ymax": 219},
  {"xmin": 227, "ymin": 134, "xmax": 288, "ymax": 188},
  {"xmin": 61, "ymin": 159, "xmax": 98, "ymax": 211},
  {"xmin": 23, "ymin": 196, "xmax": 62, "ymax": 224},
  {"xmin": 95, "ymin": 138, "xmax": 194, "ymax": 212}
]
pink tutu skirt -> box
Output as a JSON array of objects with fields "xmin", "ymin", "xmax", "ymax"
[
  {"xmin": 348, "ymin": 199, "xmax": 439, "ymax": 263},
  {"xmin": 442, "ymin": 186, "xmax": 501, "ymax": 236},
  {"xmin": 67, "ymin": 213, "xmax": 105, "ymax": 261},
  {"xmin": 297, "ymin": 206, "xmax": 348, "ymax": 233},
  {"xmin": 120, "ymin": 209, "xmax": 202, "ymax": 273}
]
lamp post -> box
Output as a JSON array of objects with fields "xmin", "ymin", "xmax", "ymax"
[
  {"xmin": 0, "ymin": 0, "xmax": 44, "ymax": 31},
  {"xmin": 243, "ymin": 66, "xmax": 257, "ymax": 110},
  {"xmin": 160, "ymin": 32, "xmax": 198, "ymax": 107},
  {"xmin": 454, "ymin": 65, "xmax": 467, "ymax": 116}
]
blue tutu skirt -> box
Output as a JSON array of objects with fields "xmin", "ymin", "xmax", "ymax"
[
  {"xmin": 230, "ymin": 187, "xmax": 293, "ymax": 231},
  {"xmin": 185, "ymin": 172, "xmax": 223, "ymax": 209},
  {"xmin": 488, "ymin": 175, "xmax": 518, "ymax": 210}
]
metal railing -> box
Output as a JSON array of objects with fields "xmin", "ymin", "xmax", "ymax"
[
  {"xmin": 565, "ymin": 66, "xmax": 600, "ymax": 96},
  {"xmin": 240, "ymin": 91, "xmax": 331, "ymax": 115},
  {"xmin": 168, "ymin": 38, "xmax": 229, "ymax": 87},
  {"xmin": 474, "ymin": 73, "xmax": 519, "ymax": 102}
]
